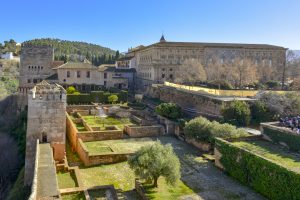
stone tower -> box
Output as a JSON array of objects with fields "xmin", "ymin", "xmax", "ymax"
[
  {"xmin": 19, "ymin": 45, "xmax": 55, "ymax": 94},
  {"xmin": 24, "ymin": 81, "xmax": 66, "ymax": 186}
]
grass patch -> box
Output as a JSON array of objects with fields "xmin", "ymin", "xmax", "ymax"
[
  {"xmin": 80, "ymin": 162, "xmax": 135, "ymax": 191},
  {"xmin": 84, "ymin": 138, "xmax": 157, "ymax": 154},
  {"xmin": 66, "ymin": 140, "xmax": 83, "ymax": 166},
  {"xmin": 88, "ymin": 189, "xmax": 107, "ymax": 200},
  {"xmin": 57, "ymin": 171, "xmax": 78, "ymax": 189},
  {"xmin": 82, "ymin": 116, "xmax": 135, "ymax": 130},
  {"xmin": 84, "ymin": 145, "xmax": 113, "ymax": 155},
  {"xmin": 142, "ymin": 177, "xmax": 195, "ymax": 200},
  {"xmin": 61, "ymin": 192, "xmax": 85, "ymax": 200},
  {"xmin": 232, "ymin": 140, "xmax": 300, "ymax": 172},
  {"xmin": 75, "ymin": 123, "xmax": 87, "ymax": 132}
]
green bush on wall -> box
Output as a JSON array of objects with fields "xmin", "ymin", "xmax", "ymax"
[
  {"xmin": 67, "ymin": 90, "xmax": 128, "ymax": 104},
  {"xmin": 215, "ymin": 138, "xmax": 300, "ymax": 200}
]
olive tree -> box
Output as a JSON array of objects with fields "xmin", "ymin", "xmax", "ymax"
[{"xmin": 128, "ymin": 142, "xmax": 180, "ymax": 187}]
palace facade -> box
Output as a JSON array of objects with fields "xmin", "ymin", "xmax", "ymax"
[{"xmin": 125, "ymin": 36, "xmax": 287, "ymax": 91}]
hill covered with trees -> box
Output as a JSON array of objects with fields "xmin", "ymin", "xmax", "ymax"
[{"xmin": 22, "ymin": 38, "xmax": 120, "ymax": 65}]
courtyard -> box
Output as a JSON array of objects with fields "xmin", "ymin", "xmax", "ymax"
[
  {"xmin": 81, "ymin": 115, "xmax": 136, "ymax": 131},
  {"xmin": 69, "ymin": 136, "xmax": 265, "ymax": 200}
]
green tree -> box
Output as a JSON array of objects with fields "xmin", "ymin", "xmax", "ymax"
[
  {"xmin": 108, "ymin": 94, "xmax": 118, "ymax": 104},
  {"xmin": 222, "ymin": 100, "xmax": 251, "ymax": 126},
  {"xmin": 128, "ymin": 142, "xmax": 180, "ymax": 187},
  {"xmin": 155, "ymin": 103, "xmax": 182, "ymax": 120}
]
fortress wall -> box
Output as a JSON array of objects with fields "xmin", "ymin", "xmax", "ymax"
[{"xmin": 146, "ymin": 85, "xmax": 228, "ymax": 117}]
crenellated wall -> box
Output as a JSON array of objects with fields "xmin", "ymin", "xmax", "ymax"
[{"xmin": 25, "ymin": 81, "xmax": 66, "ymax": 186}]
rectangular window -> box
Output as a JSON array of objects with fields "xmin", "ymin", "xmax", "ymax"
[
  {"xmin": 104, "ymin": 81, "xmax": 107, "ymax": 86},
  {"xmin": 27, "ymin": 79, "xmax": 31, "ymax": 83},
  {"xmin": 67, "ymin": 71, "xmax": 70, "ymax": 78},
  {"xmin": 77, "ymin": 71, "xmax": 81, "ymax": 78},
  {"xmin": 33, "ymin": 79, "xmax": 37, "ymax": 83},
  {"xmin": 86, "ymin": 71, "xmax": 90, "ymax": 78},
  {"xmin": 104, "ymin": 73, "xmax": 107, "ymax": 79}
]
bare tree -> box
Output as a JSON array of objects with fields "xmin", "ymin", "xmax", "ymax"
[
  {"xmin": 258, "ymin": 61, "xmax": 276, "ymax": 84},
  {"xmin": 205, "ymin": 56, "xmax": 227, "ymax": 82},
  {"xmin": 175, "ymin": 59, "xmax": 207, "ymax": 84},
  {"xmin": 286, "ymin": 51, "xmax": 300, "ymax": 82},
  {"xmin": 231, "ymin": 58, "xmax": 258, "ymax": 88}
]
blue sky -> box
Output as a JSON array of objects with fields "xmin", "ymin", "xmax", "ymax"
[{"xmin": 1, "ymin": 0, "xmax": 300, "ymax": 51}]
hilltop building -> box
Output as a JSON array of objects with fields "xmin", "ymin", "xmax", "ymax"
[
  {"xmin": 0, "ymin": 52, "xmax": 14, "ymax": 59},
  {"xmin": 126, "ymin": 35, "xmax": 287, "ymax": 91},
  {"xmin": 18, "ymin": 45, "xmax": 135, "ymax": 96}
]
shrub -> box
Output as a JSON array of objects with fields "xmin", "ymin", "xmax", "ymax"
[
  {"xmin": 66, "ymin": 86, "xmax": 80, "ymax": 94},
  {"xmin": 207, "ymin": 80, "xmax": 233, "ymax": 90},
  {"xmin": 222, "ymin": 100, "xmax": 251, "ymax": 126},
  {"xmin": 184, "ymin": 116, "xmax": 248, "ymax": 143},
  {"xmin": 250, "ymin": 101, "xmax": 274, "ymax": 124},
  {"xmin": 155, "ymin": 103, "xmax": 182, "ymax": 120},
  {"xmin": 128, "ymin": 142, "xmax": 180, "ymax": 187},
  {"xmin": 108, "ymin": 94, "xmax": 118, "ymax": 104},
  {"xmin": 265, "ymin": 80, "xmax": 280, "ymax": 89},
  {"xmin": 184, "ymin": 117, "xmax": 211, "ymax": 142}
]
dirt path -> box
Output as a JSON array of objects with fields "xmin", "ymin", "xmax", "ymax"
[{"xmin": 158, "ymin": 136, "xmax": 265, "ymax": 200}]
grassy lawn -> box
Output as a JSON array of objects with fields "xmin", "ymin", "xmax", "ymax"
[
  {"xmin": 88, "ymin": 189, "xmax": 107, "ymax": 200},
  {"xmin": 142, "ymin": 177, "xmax": 194, "ymax": 200},
  {"xmin": 80, "ymin": 162, "xmax": 136, "ymax": 191},
  {"xmin": 56, "ymin": 171, "xmax": 78, "ymax": 189},
  {"xmin": 233, "ymin": 140, "xmax": 300, "ymax": 172},
  {"xmin": 82, "ymin": 116, "xmax": 135, "ymax": 130},
  {"xmin": 84, "ymin": 137, "xmax": 157, "ymax": 154},
  {"xmin": 84, "ymin": 144, "xmax": 113, "ymax": 155},
  {"xmin": 61, "ymin": 192, "xmax": 85, "ymax": 200}
]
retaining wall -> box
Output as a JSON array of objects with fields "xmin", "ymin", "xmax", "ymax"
[
  {"xmin": 124, "ymin": 125, "xmax": 165, "ymax": 137},
  {"xmin": 261, "ymin": 122, "xmax": 300, "ymax": 151}
]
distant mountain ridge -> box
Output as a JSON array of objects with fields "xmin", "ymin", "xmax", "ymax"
[{"xmin": 22, "ymin": 38, "xmax": 119, "ymax": 65}]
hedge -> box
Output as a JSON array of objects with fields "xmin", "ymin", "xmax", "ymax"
[
  {"xmin": 215, "ymin": 138, "xmax": 300, "ymax": 200},
  {"xmin": 67, "ymin": 91, "xmax": 128, "ymax": 104},
  {"xmin": 262, "ymin": 125, "xmax": 300, "ymax": 152}
]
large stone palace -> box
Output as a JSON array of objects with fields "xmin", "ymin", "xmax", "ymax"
[{"xmin": 124, "ymin": 35, "xmax": 287, "ymax": 91}]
